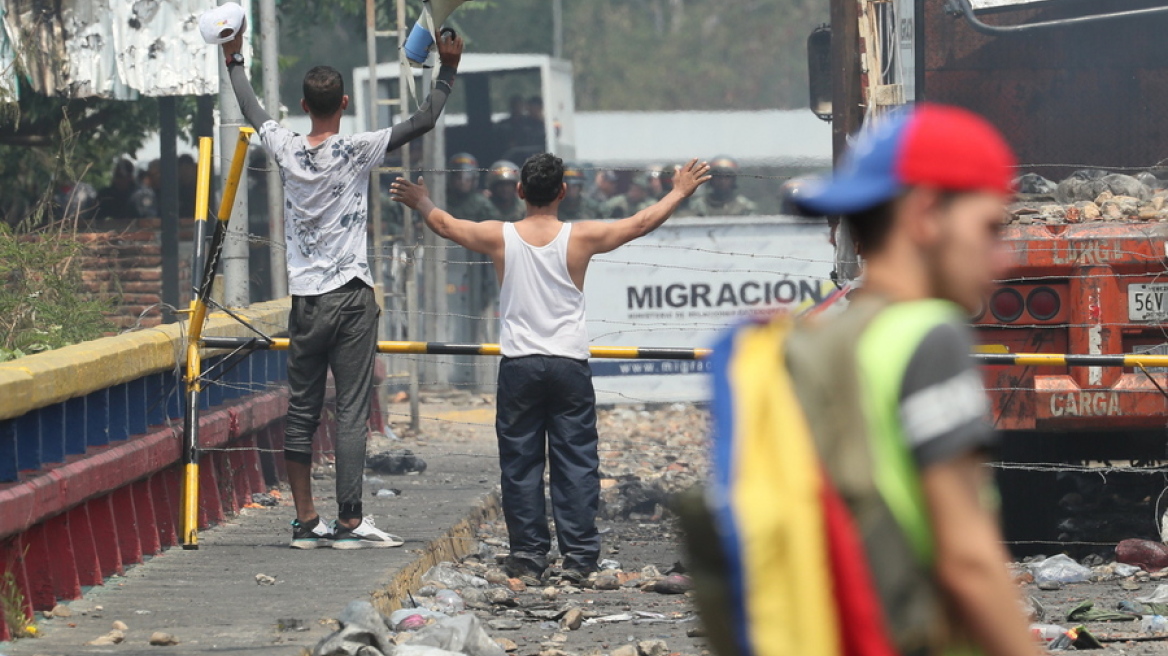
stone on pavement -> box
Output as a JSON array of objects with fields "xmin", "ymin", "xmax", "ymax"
[
  {"xmin": 637, "ymin": 640, "xmax": 669, "ymax": 656},
  {"xmin": 562, "ymin": 607, "xmax": 584, "ymax": 630},
  {"xmin": 149, "ymin": 631, "xmax": 180, "ymax": 646}
]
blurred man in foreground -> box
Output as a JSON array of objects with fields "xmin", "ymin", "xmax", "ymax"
[{"xmin": 692, "ymin": 105, "xmax": 1037, "ymax": 656}]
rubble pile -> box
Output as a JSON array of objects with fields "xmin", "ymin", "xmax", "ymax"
[
  {"xmin": 596, "ymin": 404, "xmax": 708, "ymax": 521},
  {"xmin": 309, "ymin": 404, "xmax": 712, "ymax": 656},
  {"xmin": 1008, "ymin": 170, "xmax": 1168, "ymax": 225}
]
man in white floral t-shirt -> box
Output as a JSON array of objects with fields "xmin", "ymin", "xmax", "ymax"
[{"xmin": 222, "ymin": 29, "xmax": 463, "ymax": 549}]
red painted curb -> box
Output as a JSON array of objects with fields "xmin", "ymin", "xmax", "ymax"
[{"xmin": 0, "ymin": 389, "xmax": 289, "ymax": 541}]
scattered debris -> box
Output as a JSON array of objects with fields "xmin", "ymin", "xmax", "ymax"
[
  {"xmin": 487, "ymin": 620, "xmax": 522, "ymax": 631},
  {"xmin": 377, "ymin": 488, "xmax": 403, "ymax": 498},
  {"xmin": 424, "ymin": 564, "xmax": 488, "ymax": 590},
  {"xmin": 368, "ymin": 449, "xmax": 428, "ymax": 475},
  {"xmin": 593, "ymin": 573, "xmax": 620, "ymax": 591},
  {"xmin": 611, "ymin": 645, "xmax": 638, "ymax": 656},
  {"xmin": 1066, "ymin": 601, "xmax": 1139, "ymax": 623},
  {"xmin": 256, "ymin": 573, "xmax": 277, "ymax": 585},
  {"xmin": 652, "ymin": 575, "xmax": 693, "ymax": 595},
  {"xmin": 561, "ymin": 607, "xmax": 583, "ymax": 631},
  {"xmin": 112, "ymin": 620, "xmax": 129, "ymax": 631},
  {"xmin": 1029, "ymin": 554, "xmax": 1091, "ymax": 585},
  {"xmin": 251, "ymin": 491, "xmax": 280, "ymax": 506},
  {"xmin": 149, "ymin": 631, "xmax": 179, "ymax": 646},
  {"xmin": 1117, "ymin": 539, "xmax": 1168, "ymax": 572},
  {"xmin": 637, "ymin": 640, "xmax": 669, "ymax": 656},
  {"xmin": 278, "ymin": 618, "xmax": 311, "ymax": 632},
  {"xmin": 48, "ymin": 603, "xmax": 72, "ymax": 619}
]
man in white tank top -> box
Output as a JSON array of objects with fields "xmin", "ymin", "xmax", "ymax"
[{"xmin": 392, "ymin": 155, "xmax": 711, "ymax": 581}]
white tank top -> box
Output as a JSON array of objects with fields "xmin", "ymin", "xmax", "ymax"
[{"xmin": 499, "ymin": 222, "xmax": 591, "ymax": 359}]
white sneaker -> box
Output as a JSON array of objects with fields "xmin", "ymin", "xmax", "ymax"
[
  {"xmin": 290, "ymin": 516, "xmax": 334, "ymax": 550},
  {"xmin": 331, "ymin": 516, "xmax": 404, "ymax": 549}
]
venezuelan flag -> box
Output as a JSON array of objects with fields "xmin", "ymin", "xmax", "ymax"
[{"xmin": 707, "ymin": 316, "xmax": 898, "ymax": 656}]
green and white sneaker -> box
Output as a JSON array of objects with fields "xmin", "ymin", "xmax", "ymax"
[
  {"xmin": 331, "ymin": 516, "xmax": 404, "ymax": 549},
  {"xmin": 290, "ymin": 516, "xmax": 333, "ymax": 549}
]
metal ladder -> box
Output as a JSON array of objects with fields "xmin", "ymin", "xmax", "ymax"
[{"xmin": 365, "ymin": 0, "xmax": 421, "ymax": 429}]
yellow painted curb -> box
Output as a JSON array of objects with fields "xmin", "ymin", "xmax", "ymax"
[{"xmin": 0, "ymin": 298, "xmax": 291, "ymax": 421}]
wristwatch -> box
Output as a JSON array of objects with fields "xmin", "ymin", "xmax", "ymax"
[{"xmin": 226, "ymin": 53, "xmax": 244, "ymax": 68}]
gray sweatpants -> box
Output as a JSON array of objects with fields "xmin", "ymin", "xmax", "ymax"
[{"xmin": 284, "ymin": 278, "xmax": 379, "ymax": 520}]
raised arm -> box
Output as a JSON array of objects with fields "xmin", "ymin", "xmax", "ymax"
[
  {"xmin": 222, "ymin": 33, "xmax": 272, "ymax": 130},
  {"xmin": 574, "ymin": 159, "xmax": 711, "ymax": 255},
  {"xmin": 390, "ymin": 176, "xmax": 503, "ymax": 257},
  {"xmin": 386, "ymin": 33, "xmax": 464, "ymax": 152}
]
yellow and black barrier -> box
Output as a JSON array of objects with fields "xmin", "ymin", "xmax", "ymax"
[
  {"xmin": 973, "ymin": 353, "xmax": 1168, "ymax": 368},
  {"xmin": 199, "ymin": 337, "xmax": 712, "ymax": 361},
  {"xmin": 200, "ymin": 336, "xmax": 1168, "ymax": 369},
  {"xmin": 180, "ymin": 128, "xmax": 253, "ymax": 550}
]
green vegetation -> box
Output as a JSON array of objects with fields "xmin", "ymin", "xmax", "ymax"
[
  {"xmin": 0, "ymin": 568, "xmax": 35, "ymax": 639},
  {"xmin": 0, "ymin": 96, "xmax": 116, "ymax": 361},
  {"xmin": 0, "ymin": 218, "xmax": 116, "ymax": 362}
]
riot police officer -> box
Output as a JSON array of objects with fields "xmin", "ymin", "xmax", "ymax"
[
  {"xmin": 602, "ymin": 172, "xmax": 654, "ymax": 218},
  {"xmin": 487, "ymin": 160, "xmax": 525, "ymax": 223},
  {"xmin": 691, "ymin": 156, "xmax": 757, "ymax": 217},
  {"xmin": 559, "ymin": 163, "xmax": 603, "ymax": 221},
  {"xmin": 447, "ymin": 153, "xmax": 500, "ymax": 222}
]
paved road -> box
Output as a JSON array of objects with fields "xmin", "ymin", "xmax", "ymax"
[{"xmin": 4, "ymin": 402, "xmax": 499, "ymax": 656}]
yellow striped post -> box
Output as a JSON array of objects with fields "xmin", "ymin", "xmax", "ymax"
[{"xmin": 180, "ymin": 129, "xmax": 253, "ymax": 549}]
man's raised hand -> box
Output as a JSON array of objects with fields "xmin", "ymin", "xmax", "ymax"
[
  {"xmin": 390, "ymin": 176, "xmax": 432, "ymax": 211},
  {"xmin": 673, "ymin": 159, "xmax": 712, "ymax": 198},
  {"xmin": 438, "ymin": 32, "xmax": 464, "ymax": 69},
  {"xmin": 222, "ymin": 30, "xmax": 244, "ymax": 58}
]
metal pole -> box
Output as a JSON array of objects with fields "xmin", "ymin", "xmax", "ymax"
[
  {"xmin": 421, "ymin": 67, "xmax": 449, "ymax": 387},
  {"xmin": 367, "ymin": 0, "xmax": 387, "ymax": 342},
  {"xmin": 159, "ymin": 97, "xmax": 179, "ymax": 322},
  {"xmin": 830, "ymin": 0, "xmax": 863, "ymax": 161},
  {"xmin": 552, "ymin": 0, "xmax": 563, "ymax": 58},
  {"xmin": 260, "ymin": 0, "xmax": 286, "ymax": 299},
  {"xmin": 219, "ymin": 0, "xmax": 250, "ymax": 308},
  {"xmin": 398, "ymin": 0, "xmax": 420, "ymax": 430}
]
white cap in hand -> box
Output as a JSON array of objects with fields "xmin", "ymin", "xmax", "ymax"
[{"xmin": 199, "ymin": 2, "xmax": 247, "ymax": 45}]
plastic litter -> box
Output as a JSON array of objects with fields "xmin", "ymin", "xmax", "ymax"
[
  {"xmin": 1115, "ymin": 563, "xmax": 1143, "ymax": 577},
  {"xmin": 421, "ymin": 563, "xmax": 488, "ymax": 590},
  {"xmin": 1029, "ymin": 554, "xmax": 1091, "ymax": 584},
  {"xmin": 394, "ymin": 647, "xmax": 464, "ymax": 656},
  {"xmin": 434, "ymin": 589, "xmax": 465, "ymax": 614},
  {"xmin": 312, "ymin": 600, "xmax": 394, "ymax": 656},
  {"xmin": 1141, "ymin": 615, "xmax": 1168, "ymax": 634},
  {"xmin": 388, "ymin": 608, "xmax": 449, "ymax": 631},
  {"xmin": 376, "ymin": 488, "xmax": 402, "ymax": 498},
  {"xmin": 403, "ymin": 614, "xmax": 505, "ymax": 656},
  {"xmin": 599, "ymin": 559, "xmax": 622, "ymax": 570},
  {"xmin": 1138, "ymin": 584, "xmax": 1168, "ymax": 605},
  {"xmin": 1030, "ymin": 623, "xmax": 1068, "ymax": 644}
]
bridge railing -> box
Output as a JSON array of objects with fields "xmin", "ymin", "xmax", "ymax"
[{"xmin": 0, "ymin": 299, "xmax": 294, "ymax": 640}]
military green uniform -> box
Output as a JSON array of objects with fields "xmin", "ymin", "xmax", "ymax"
[
  {"xmin": 560, "ymin": 195, "xmax": 604, "ymax": 222},
  {"xmin": 601, "ymin": 193, "xmax": 654, "ymax": 218},
  {"xmin": 448, "ymin": 190, "xmax": 501, "ymax": 223},
  {"xmin": 690, "ymin": 191, "xmax": 757, "ymax": 217},
  {"xmin": 492, "ymin": 198, "xmax": 526, "ymax": 223}
]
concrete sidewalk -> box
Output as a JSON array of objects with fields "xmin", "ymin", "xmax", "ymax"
[{"xmin": 3, "ymin": 403, "xmax": 501, "ymax": 656}]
